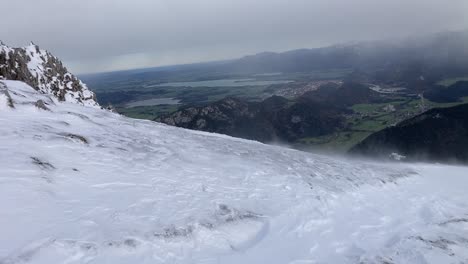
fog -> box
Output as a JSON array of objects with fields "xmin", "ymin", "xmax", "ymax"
[{"xmin": 1, "ymin": 0, "xmax": 467, "ymax": 73}]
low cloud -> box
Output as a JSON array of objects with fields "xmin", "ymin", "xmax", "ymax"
[{"xmin": 2, "ymin": 0, "xmax": 467, "ymax": 73}]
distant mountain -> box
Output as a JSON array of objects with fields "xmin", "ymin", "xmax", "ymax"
[
  {"xmin": 0, "ymin": 42, "xmax": 99, "ymax": 107},
  {"xmin": 232, "ymin": 31, "xmax": 468, "ymax": 73},
  {"xmin": 155, "ymin": 82, "xmax": 383, "ymax": 143},
  {"xmin": 82, "ymin": 30, "xmax": 468, "ymax": 94},
  {"xmin": 350, "ymin": 103, "xmax": 468, "ymax": 163}
]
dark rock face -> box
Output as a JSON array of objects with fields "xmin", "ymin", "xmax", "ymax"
[
  {"xmin": 156, "ymin": 94, "xmax": 347, "ymax": 143},
  {"xmin": 34, "ymin": 100, "xmax": 50, "ymax": 111},
  {"xmin": 350, "ymin": 103, "xmax": 468, "ymax": 163},
  {"xmin": 0, "ymin": 42, "xmax": 99, "ymax": 107},
  {"xmin": 156, "ymin": 97, "xmax": 276, "ymax": 142}
]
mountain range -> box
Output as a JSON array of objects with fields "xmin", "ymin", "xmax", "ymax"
[
  {"xmin": 156, "ymin": 82, "xmax": 380, "ymax": 143},
  {"xmin": 146, "ymin": 31, "xmax": 468, "ymax": 162},
  {"xmin": 1, "ymin": 41, "xmax": 468, "ymax": 263},
  {"xmin": 83, "ymin": 30, "xmax": 468, "ymax": 90}
]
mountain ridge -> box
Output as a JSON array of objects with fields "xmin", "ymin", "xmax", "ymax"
[
  {"xmin": 81, "ymin": 30, "xmax": 468, "ymax": 83},
  {"xmin": 155, "ymin": 82, "xmax": 382, "ymax": 143},
  {"xmin": 0, "ymin": 42, "xmax": 99, "ymax": 107}
]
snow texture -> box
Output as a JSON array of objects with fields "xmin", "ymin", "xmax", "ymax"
[{"xmin": 1, "ymin": 80, "xmax": 468, "ymax": 263}]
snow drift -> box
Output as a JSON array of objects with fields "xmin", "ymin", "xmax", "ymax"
[{"xmin": 1, "ymin": 80, "xmax": 468, "ymax": 263}]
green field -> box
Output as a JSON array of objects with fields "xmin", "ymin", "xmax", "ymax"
[{"xmin": 296, "ymin": 97, "xmax": 468, "ymax": 152}]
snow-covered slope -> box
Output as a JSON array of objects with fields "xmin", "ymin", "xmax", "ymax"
[
  {"xmin": 0, "ymin": 42, "xmax": 98, "ymax": 107},
  {"xmin": 1, "ymin": 80, "xmax": 468, "ymax": 263}
]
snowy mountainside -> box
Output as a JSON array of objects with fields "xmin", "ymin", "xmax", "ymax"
[
  {"xmin": 0, "ymin": 42, "xmax": 98, "ymax": 107},
  {"xmin": 1, "ymin": 80, "xmax": 468, "ymax": 263}
]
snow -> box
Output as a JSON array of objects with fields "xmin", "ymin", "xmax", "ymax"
[
  {"xmin": 25, "ymin": 43, "xmax": 46, "ymax": 76},
  {"xmin": 1, "ymin": 80, "xmax": 468, "ymax": 263},
  {"xmin": 0, "ymin": 94, "xmax": 9, "ymax": 110},
  {"xmin": 0, "ymin": 43, "xmax": 99, "ymax": 108}
]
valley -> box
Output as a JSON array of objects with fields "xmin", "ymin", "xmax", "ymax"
[
  {"xmin": 2, "ymin": 1, "xmax": 468, "ymax": 262},
  {"xmin": 299, "ymin": 95, "xmax": 468, "ymax": 151},
  {"xmin": 80, "ymin": 30, "xmax": 468, "ymax": 155},
  {"xmin": 82, "ymin": 69, "xmax": 468, "ymax": 152}
]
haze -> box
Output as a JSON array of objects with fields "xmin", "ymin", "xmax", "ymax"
[{"xmin": 2, "ymin": 0, "xmax": 467, "ymax": 73}]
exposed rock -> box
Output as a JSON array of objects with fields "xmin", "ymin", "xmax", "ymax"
[
  {"xmin": 59, "ymin": 133, "xmax": 89, "ymax": 144},
  {"xmin": 31, "ymin": 156, "xmax": 55, "ymax": 170},
  {"xmin": 34, "ymin": 100, "xmax": 50, "ymax": 111},
  {"xmin": 156, "ymin": 95, "xmax": 346, "ymax": 143},
  {"xmin": 0, "ymin": 42, "xmax": 99, "ymax": 107}
]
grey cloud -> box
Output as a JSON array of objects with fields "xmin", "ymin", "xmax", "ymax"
[{"xmin": 1, "ymin": 0, "xmax": 467, "ymax": 73}]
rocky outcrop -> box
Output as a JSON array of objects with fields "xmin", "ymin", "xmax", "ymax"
[
  {"xmin": 156, "ymin": 96, "xmax": 346, "ymax": 143},
  {"xmin": 156, "ymin": 97, "xmax": 268, "ymax": 140},
  {"xmin": 0, "ymin": 42, "xmax": 99, "ymax": 107}
]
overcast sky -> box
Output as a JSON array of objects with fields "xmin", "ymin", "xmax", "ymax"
[{"xmin": 1, "ymin": 0, "xmax": 467, "ymax": 73}]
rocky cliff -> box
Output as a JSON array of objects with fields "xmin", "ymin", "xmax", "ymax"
[
  {"xmin": 0, "ymin": 42, "xmax": 99, "ymax": 107},
  {"xmin": 156, "ymin": 96, "xmax": 347, "ymax": 143}
]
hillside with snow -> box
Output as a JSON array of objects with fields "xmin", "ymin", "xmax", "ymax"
[
  {"xmin": 1, "ymin": 79, "xmax": 468, "ymax": 264},
  {"xmin": 0, "ymin": 42, "xmax": 98, "ymax": 107}
]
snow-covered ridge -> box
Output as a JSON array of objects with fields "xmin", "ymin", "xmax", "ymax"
[
  {"xmin": 1, "ymin": 81, "xmax": 468, "ymax": 263},
  {"xmin": 0, "ymin": 42, "xmax": 98, "ymax": 107}
]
